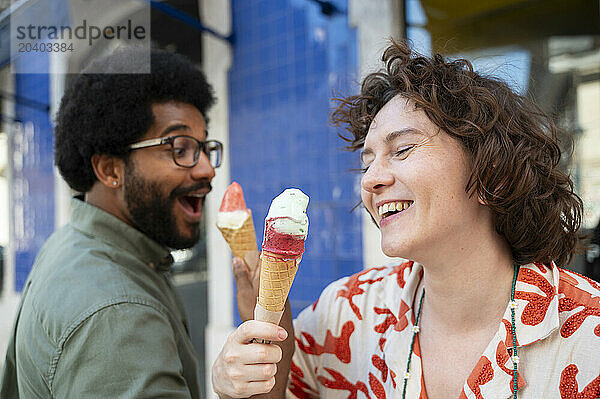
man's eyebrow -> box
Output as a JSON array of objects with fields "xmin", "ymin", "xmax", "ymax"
[
  {"xmin": 160, "ymin": 123, "xmax": 209, "ymax": 139},
  {"xmin": 161, "ymin": 123, "xmax": 191, "ymax": 136}
]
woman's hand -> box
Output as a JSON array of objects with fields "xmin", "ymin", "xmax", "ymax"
[{"xmin": 232, "ymin": 253, "xmax": 261, "ymax": 321}]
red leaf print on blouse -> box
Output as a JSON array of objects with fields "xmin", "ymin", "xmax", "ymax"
[
  {"xmin": 378, "ymin": 338, "xmax": 386, "ymax": 352},
  {"xmin": 558, "ymin": 270, "xmax": 600, "ymax": 338},
  {"xmin": 460, "ymin": 356, "xmax": 494, "ymax": 399},
  {"xmin": 373, "ymin": 307, "xmax": 397, "ymax": 334},
  {"xmin": 373, "ymin": 303, "xmax": 411, "ymax": 334},
  {"xmin": 494, "ymin": 341, "xmax": 525, "ymax": 392},
  {"xmin": 501, "ymin": 319, "xmax": 520, "ymax": 349},
  {"xmin": 559, "ymin": 364, "xmax": 600, "ymax": 398},
  {"xmin": 372, "ymin": 354, "xmax": 388, "ymax": 383},
  {"xmin": 390, "ymin": 370, "xmax": 397, "ymax": 389},
  {"xmin": 337, "ymin": 268, "xmax": 386, "ymax": 320},
  {"xmin": 514, "ymin": 267, "xmax": 555, "ymax": 326},
  {"xmin": 369, "ymin": 372, "xmax": 386, "ymax": 399},
  {"xmin": 533, "ymin": 262, "xmax": 549, "ymax": 274},
  {"xmin": 289, "ymin": 360, "xmax": 319, "ymax": 399},
  {"xmin": 371, "ymin": 354, "xmax": 397, "ymax": 390},
  {"xmin": 386, "ymin": 261, "xmax": 413, "ymax": 288},
  {"xmin": 297, "ymin": 321, "xmax": 355, "ymax": 363},
  {"xmin": 317, "ymin": 367, "xmax": 370, "ymax": 399},
  {"xmin": 394, "ymin": 300, "xmax": 411, "ymax": 332}
]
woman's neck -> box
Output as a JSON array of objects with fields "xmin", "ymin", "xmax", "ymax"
[{"xmin": 416, "ymin": 232, "xmax": 515, "ymax": 333}]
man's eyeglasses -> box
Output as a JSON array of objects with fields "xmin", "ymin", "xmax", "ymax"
[{"xmin": 128, "ymin": 135, "xmax": 223, "ymax": 168}]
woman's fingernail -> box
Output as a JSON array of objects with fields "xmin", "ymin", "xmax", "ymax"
[{"xmin": 278, "ymin": 329, "xmax": 288, "ymax": 340}]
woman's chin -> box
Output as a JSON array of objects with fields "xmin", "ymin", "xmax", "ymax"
[
  {"xmin": 381, "ymin": 233, "xmax": 425, "ymax": 260},
  {"xmin": 381, "ymin": 242, "xmax": 408, "ymax": 259}
]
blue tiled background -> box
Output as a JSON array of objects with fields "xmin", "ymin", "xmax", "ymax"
[
  {"xmin": 11, "ymin": 53, "xmax": 55, "ymax": 291},
  {"xmin": 0, "ymin": 0, "xmax": 71, "ymax": 292},
  {"xmin": 229, "ymin": 0, "xmax": 362, "ymax": 320}
]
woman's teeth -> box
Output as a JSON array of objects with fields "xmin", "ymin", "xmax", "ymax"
[{"xmin": 378, "ymin": 201, "xmax": 411, "ymax": 218}]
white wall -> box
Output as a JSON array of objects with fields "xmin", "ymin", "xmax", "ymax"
[
  {"xmin": 349, "ymin": 0, "xmax": 406, "ymax": 269},
  {"xmin": 50, "ymin": 51, "xmax": 72, "ymax": 229},
  {"xmin": 200, "ymin": 1, "xmax": 233, "ymax": 397}
]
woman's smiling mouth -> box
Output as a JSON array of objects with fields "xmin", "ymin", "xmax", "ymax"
[{"xmin": 378, "ymin": 200, "xmax": 413, "ymax": 219}]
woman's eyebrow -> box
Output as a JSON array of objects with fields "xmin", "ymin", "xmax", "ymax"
[
  {"xmin": 361, "ymin": 128, "xmax": 424, "ymax": 161},
  {"xmin": 384, "ymin": 128, "xmax": 424, "ymax": 144}
]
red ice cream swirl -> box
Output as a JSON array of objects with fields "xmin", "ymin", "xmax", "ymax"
[{"xmin": 262, "ymin": 218, "xmax": 306, "ymax": 257}]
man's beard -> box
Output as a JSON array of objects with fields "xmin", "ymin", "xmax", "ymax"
[{"xmin": 124, "ymin": 163, "xmax": 205, "ymax": 249}]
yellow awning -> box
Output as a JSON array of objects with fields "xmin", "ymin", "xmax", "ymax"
[{"xmin": 420, "ymin": 0, "xmax": 600, "ymax": 53}]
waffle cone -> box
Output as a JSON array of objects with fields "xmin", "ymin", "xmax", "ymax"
[
  {"xmin": 217, "ymin": 212, "xmax": 258, "ymax": 258},
  {"xmin": 257, "ymin": 251, "xmax": 299, "ymax": 313}
]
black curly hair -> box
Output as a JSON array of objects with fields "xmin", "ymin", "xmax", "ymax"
[{"xmin": 54, "ymin": 47, "xmax": 215, "ymax": 193}]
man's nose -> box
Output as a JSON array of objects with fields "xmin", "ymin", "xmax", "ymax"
[{"xmin": 191, "ymin": 152, "xmax": 216, "ymax": 180}]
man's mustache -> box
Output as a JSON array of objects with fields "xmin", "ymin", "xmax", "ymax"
[{"xmin": 171, "ymin": 180, "xmax": 212, "ymax": 198}]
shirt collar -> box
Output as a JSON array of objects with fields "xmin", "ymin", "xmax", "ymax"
[
  {"xmin": 379, "ymin": 262, "xmax": 561, "ymax": 398},
  {"xmin": 473, "ymin": 263, "xmax": 561, "ymax": 398},
  {"xmin": 380, "ymin": 262, "xmax": 561, "ymax": 348},
  {"xmin": 69, "ymin": 196, "xmax": 173, "ymax": 271},
  {"xmin": 376, "ymin": 261, "xmax": 423, "ymax": 389},
  {"xmin": 503, "ymin": 262, "xmax": 560, "ymax": 349}
]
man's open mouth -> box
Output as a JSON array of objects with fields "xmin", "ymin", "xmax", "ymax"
[
  {"xmin": 178, "ymin": 194, "xmax": 204, "ymax": 215},
  {"xmin": 378, "ymin": 201, "xmax": 413, "ymax": 219}
]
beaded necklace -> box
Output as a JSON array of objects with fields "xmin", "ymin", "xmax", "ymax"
[{"xmin": 401, "ymin": 263, "xmax": 521, "ymax": 399}]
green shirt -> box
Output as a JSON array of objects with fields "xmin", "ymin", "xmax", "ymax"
[{"xmin": 0, "ymin": 197, "xmax": 201, "ymax": 398}]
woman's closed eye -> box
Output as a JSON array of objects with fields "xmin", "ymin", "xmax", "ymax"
[
  {"xmin": 394, "ymin": 145, "xmax": 415, "ymax": 159},
  {"xmin": 359, "ymin": 146, "xmax": 414, "ymax": 173}
]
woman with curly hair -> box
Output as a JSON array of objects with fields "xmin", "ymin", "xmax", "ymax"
[{"xmin": 212, "ymin": 40, "xmax": 600, "ymax": 399}]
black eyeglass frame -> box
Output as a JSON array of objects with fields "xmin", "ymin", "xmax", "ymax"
[{"xmin": 128, "ymin": 135, "xmax": 223, "ymax": 168}]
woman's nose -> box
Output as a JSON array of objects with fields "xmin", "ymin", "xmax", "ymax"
[{"xmin": 361, "ymin": 159, "xmax": 394, "ymax": 193}]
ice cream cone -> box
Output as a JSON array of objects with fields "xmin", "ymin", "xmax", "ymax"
[
  {"xmin": 253, "ymin": 188, "xmax": 308, "ymax": 330},
  {"xmin": 217, "ymin": 210, "xmax": 258, "ymax": 259},
  {"xmin": 257, "ymin": 251, "xmax": 299, "ymax": 313}
]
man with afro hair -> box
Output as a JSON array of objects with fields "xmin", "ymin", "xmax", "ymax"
[{"xmin": 1, "ymin": 47, "xmax": 221, "ymax": 398}]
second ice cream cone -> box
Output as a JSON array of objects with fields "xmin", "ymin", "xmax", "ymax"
[{"xmin": 217, "ymin": 211, "xmax": 258, "ymax": 259}]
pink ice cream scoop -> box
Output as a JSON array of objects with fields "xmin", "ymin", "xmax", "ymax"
[
  {"xmin": 253, "ymin": 188, "xmax": 309, "ymax": 329},
  {"xmin": 261, "ymin": 188, "xmax": 309, "ymax": 258},
  {"xmin": 262, "ymin": 218, "xmax": 306, "ymax": 257}
]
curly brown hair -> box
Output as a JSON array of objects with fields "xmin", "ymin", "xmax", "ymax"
[{"xmin": 331, "ymin": 39, "xmax": 583, "ymax": 266}]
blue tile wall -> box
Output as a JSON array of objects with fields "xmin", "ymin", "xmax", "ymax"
[
  {"xmin": 12, "ymin": 52, "xmax": 55, "ymax": 291},
  {"xmin": 229, "ymin": 0, "xmax": 361, "ymax": 321}
]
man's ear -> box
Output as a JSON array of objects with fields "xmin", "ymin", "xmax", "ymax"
[{"xmin": 90, "ymin": 154, "xmax": 125, "ymax": 189}]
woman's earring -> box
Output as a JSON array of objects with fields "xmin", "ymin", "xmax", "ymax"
[{"xmin": 112, "ymin": 181, "xmax": 118, "ymax": 187}]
